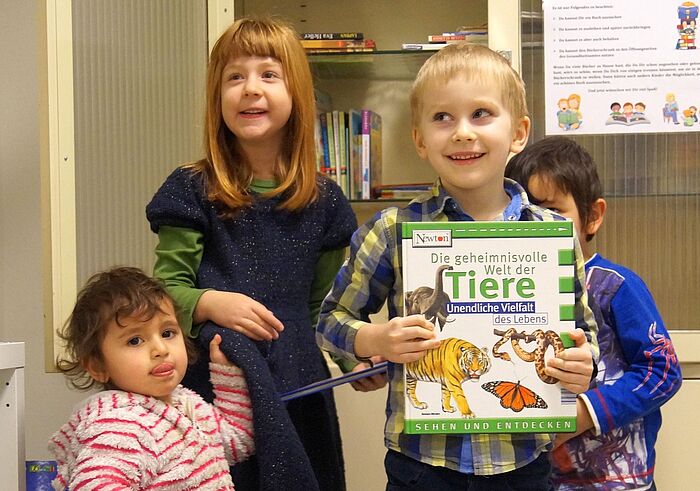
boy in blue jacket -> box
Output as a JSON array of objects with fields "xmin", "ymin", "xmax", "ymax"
[{"xmin": 506, "ymin": 136, "xmax": 682, "ymax": 490}]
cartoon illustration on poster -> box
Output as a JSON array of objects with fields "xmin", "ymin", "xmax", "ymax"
[{"xmin": 677, "ymin": 2, "xmax": 698, "ymax": 49}]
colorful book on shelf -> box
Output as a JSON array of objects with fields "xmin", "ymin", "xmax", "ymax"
[
  {"xmin": 360, "ymin": 110, "xmax": 372, "ymax": 199},
  {"xmin": 300, "ymin": 39, "xmax": 375, "ymax": 49},
  {"xmin": 400, "ymin": 221, "xmax": 578, "ymax": 435},
  {"xmin": 402, "ymin": 43, "xmax": 447, "ymax": 51},
  {"xmin": 337, "ymin": 110, "xmax": 349, "ymax": 197},
  {"xmin": 374, "ymin": 182, "xmax": 432, "ymax": 200},
  {"xmin": 368, "ymin": 111, "xmax": 382, "ymax": 199},
  {"xmin": 331, "ymin": 111, "xmax": 344, "ymax": 192},
  {"xmin": 348, "ymin": 109, "xmax": 363, "ymax": 200},
  {"xmin": 325, "ymin": 112, "xmax": 337, "ymax": 183},
  {"xmin": 318, "ymin": 113, "xmax": 331, "ymax": 177},
  {"xmin": 428, "ymin": 33, "xmax": 487, "ymax": 43},
  {"xmin": 301, "ymin": 32, "xmax": 364, "ymax": 41}
]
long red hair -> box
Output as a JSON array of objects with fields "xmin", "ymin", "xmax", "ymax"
[{"xmin": 190, "ymin": 16, "xmax": 318, "ymax": 215}]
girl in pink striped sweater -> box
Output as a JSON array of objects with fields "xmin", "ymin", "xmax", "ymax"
[{"xmin": 49, "ymin": 267, "xmax": 254, "ymax": 490}]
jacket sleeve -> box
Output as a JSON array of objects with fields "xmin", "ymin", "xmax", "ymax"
[
  {"xmin": 209, "ymin": 363, "xmax": 255, "ymax": 464},
  {"xmin": 580, "ymin": 273, "xmax": 682, "ymax": 434}
]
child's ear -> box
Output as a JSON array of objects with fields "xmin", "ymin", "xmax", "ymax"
[
  {"xmin": 412, "ymin": 127, "xmax": 428, "ymax": 160},
  {"xmin": 84, "ymin": 357, "xmax": 109, "ymax": 384},
  {"xmin": 509, "ymin": 116, "xmax": 531, "ymax": 154},
  {"xmin": 585, "ymin": 198, "xmax": 606, "ymax": 236}
]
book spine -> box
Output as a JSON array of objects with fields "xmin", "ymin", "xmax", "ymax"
[
  {"xmin": 361, "ymin": 110, "xmax": 371, "ymax": 200},
  {"xmin": 325, "ymin": 112, "xmax": 337, "ymax": 182},
  {"xmin": 428, "ymin": 34, "xmax": 486, "ymax": 42},
  {"xmin": 338, "ymin": 111, "xmax": 348, "ymax": 197},
  {"xmin": 369, "ymin": 112, "xmax": 382, "ymax": 199},
  {"xmin": 300, "ymin": 39, "xmax": 374, "ymax": 49},
  {"xmin": 301, "ymin": 32, "xmax": 364, "ymax": 40},
  {"xmin": 319, "ymin": 113, "xmax": 331, "ymax": 176},
  {"xmin": 401, "ymin": 43, "xmax": 447, "ymax": 51},
  {"xmin": 332, "ymin": 110, "xmax": 342, "ymax": 190}
]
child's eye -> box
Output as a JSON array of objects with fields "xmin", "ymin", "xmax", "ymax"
[
  {"xmin": 473, "ymin": 108, "xmax": 491, "ymax": 119},
  {"xmin": 162, "ymin": 329, "xmax": 177, "ymax": 339},
  {"xmin": 127, "ymin": 337, "xmax": 143, "ymax": 346},
  {"xmin": 227, "ymin": 73, "xmax": 243, "ymax": 81},
  {"xmin": 432, "ymin": 112, "xmax": 451, "ymax": 122},
  {"xmin": 262, "ymin": 71, "xmax": 280, "ymax": 79}
]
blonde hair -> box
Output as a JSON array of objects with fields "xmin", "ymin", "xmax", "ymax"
[
  {"xmin": 193, "ymin": 16, "xmax": 318, "ymax": 215},
  {"xmin": 410, "ymin": 43, "xmax": 528, "ymax": 127}
]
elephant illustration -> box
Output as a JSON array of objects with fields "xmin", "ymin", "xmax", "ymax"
[{"xmin": 405, "ymin": 264, "xmax": 454, "ymax": 330}]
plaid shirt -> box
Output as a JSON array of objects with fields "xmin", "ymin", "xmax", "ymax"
[{"xmin": 317, "ymin": 178, "xmax": 598, "ymax": 475}]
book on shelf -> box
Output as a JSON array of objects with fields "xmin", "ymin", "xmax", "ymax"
[
  {"xmin": 317, "ymin": 113, "xmax": 332, "ymax": 177},
  {"xmin": 305, "ymin": 47, "xmax": 376, "ymax": 54},
  {"xmin": 374, "ymin": 182, "xmax": 432, "ymax": 200},
  {"xmin": 348, "ymin": 109, "xmax": 363, "ymax": 199},
  {"xmin": 325, "ymin": 112, "xmax": 337, "ymax": 182},
  {"xmin": 428, "ymin": 33, "xmax": 488, "ymax": 43},
  {"xmin": 360, "ymin": 110, "xmax": 382, "ymax": 200},
  {"xmin": 301, "ymin": 32, "xmax": 364, "ymax": 41},
  {"xmin": 402, "ymin": 43, "xmax": 447, "ymax": 51},
  {"xmin": 300, "ymin": 39, "xmax": 375, "ymax": 50},
  {"xmin": 400, "ymin": 221, "xmax": 578, "ymax": 435}
]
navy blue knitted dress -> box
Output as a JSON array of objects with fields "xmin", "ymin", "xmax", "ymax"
[{"xmin": 146, "ymin": 167, "xmax": 357, "ymax": 491}]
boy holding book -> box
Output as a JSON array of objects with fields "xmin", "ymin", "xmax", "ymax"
[
  {"xmin": 505, "ymin": 136, "xmax": 682, "ymax": 490},
  {"xmin": 317, "ymin": 43, "xmax": 598, "ymax": 489}
]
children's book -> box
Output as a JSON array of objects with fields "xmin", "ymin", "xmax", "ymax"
[
  {"xmin": 400, "ymin": 221, "xmax": 578, "ymax": 434},
  {"xmin": 281, "ymin": 362, "xmax": 388, "ymax": 402}
]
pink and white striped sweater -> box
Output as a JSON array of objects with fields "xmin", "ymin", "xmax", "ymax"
[{"xmin": 49, "ymin": 363, "xmax": 254, "ymax": 490}]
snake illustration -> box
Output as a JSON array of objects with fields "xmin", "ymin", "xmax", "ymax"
[{"xmin": 491, "ymin": 328, "xmax": 565, "ymax": 384}]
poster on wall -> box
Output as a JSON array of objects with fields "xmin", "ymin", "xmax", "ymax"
[{"xmin": 544, "ymin": 1, "xmax": 700, "ymax": 135}]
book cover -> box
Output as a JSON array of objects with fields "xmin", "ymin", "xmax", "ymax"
[
  {"xmin": 369, "ymin": 111, "xmax": 382, "ymax": 198},
  {"xmin": 400, "ymin": 221, "xmax": 578, "ymax": 435},
  {"xmin": 301, "ymin": 32, "xmax": 364, "ymax": 40},
  {"xmin": 348, "ymin": 109, "xmax": 363, "ymax": 200}
]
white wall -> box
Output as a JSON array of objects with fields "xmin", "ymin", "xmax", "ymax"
[{"xmin": 0, "ymin": 0, "xmax": 85, "ymax": 460}]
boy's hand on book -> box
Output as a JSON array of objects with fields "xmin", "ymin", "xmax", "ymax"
[
  {"xmin": 355, "ymin": 315, "xmax": 441, "ymax": 364},
  {"xmin": 198, "ymin": 290, "xmax": 284, "ymax": 342},
  {"xmin": 350, "ymin": 356, "xmax": 387, "ymax": 392},
  {"xmin": 209, "ymin": 334, "xmax": 234, "ymax": 366},
  {"xmin": 544, "ymin": 328, "xmax": 593, "ymax": 394}
]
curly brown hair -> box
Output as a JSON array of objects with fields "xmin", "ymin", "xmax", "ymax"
[{"xmin": 56, "ymin": 266, "xmax": 197, "ymax": 390}]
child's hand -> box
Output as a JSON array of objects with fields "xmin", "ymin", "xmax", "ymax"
[
  {"xmin": 198, "ymin": 290, "xmax": 284, "ymax": 341},
  {"xmin": 354, "ymin": 315, "xmax": 441, "ymax": 364},
  {"xmin": 545, "ymin": 328, "xmax": 593, "ymax": 394},
  {"xmin": 209, "ymin": 334, "xmax": 233, "ymax": 366},
  {"xmin": 349, "ymin": 356, "xmax": 388, "ymax": 392}
]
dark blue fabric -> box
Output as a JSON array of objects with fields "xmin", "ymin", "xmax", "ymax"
[
  {"xmin": 385, "ymin": 449, "xmax": 553, "ymax": 491},
  {"xmin": 148, "ymin": 167, "xmax": 357, "ymax": 490}
]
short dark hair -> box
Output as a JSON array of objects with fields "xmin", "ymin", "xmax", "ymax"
[
  {"xmin": 56, "ymin": 266, "xmax": 196, "ymax": 390},
  {"xmin": 505, "ymin": 136, "xmax": 602, "ymax": 241}
]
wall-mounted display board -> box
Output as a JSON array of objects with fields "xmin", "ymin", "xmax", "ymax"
[{"xmin": 544, "ymin": 0, "xmax": 700, "ymax": 135}]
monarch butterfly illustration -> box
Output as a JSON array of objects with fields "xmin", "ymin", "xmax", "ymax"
[{"xmin": 481, "ymin": 380, "xmax": 547, "ymax": 412}]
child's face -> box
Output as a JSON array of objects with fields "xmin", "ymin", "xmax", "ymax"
[
  {"xmin": 568, "ymin": 97, "xmax": 579, "ymax": 110},
  {"xmin": 412, "ymin": 76, "xmax": 529, "ymax": 204},
  {"xmin": 220, "ymin": 56, "xmax": 292, "ymax": 153},
  {"xmin": 87, "ymin": 299, "xmax": 188, "ymax": 404}
]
